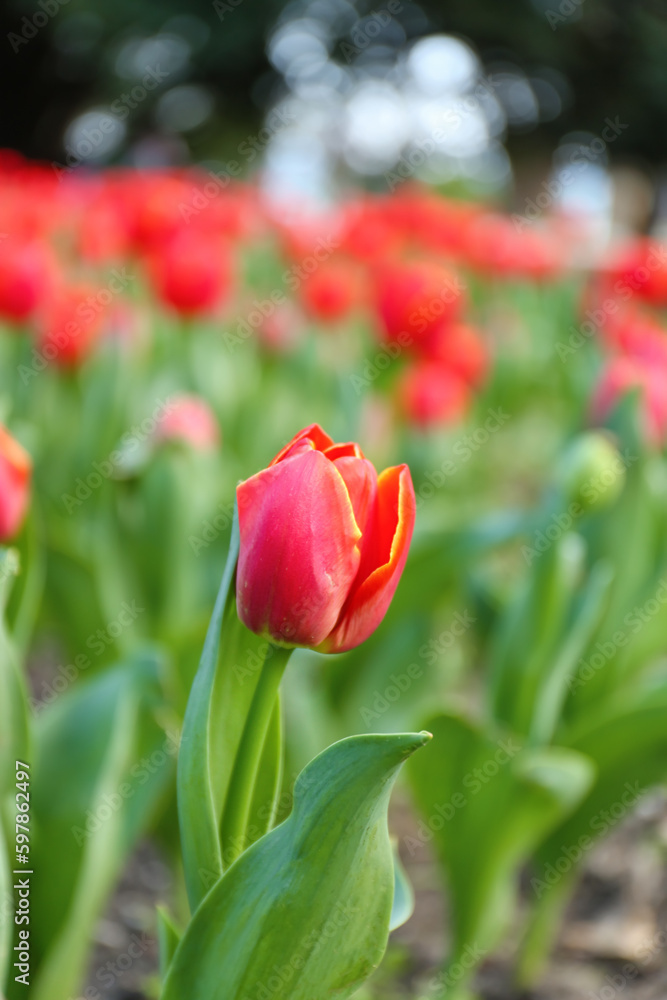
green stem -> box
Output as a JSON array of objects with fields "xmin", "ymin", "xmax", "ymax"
[
  {"xmin": 516, "ymin": 875, "xmax": 573, "ymax": 988},
  {"xmin": 221, "ymin": 646, "xmax": 291, "ymax": 866}
]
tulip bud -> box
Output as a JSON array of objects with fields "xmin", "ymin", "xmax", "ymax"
[
  {"xmin": 558, "ymin": 432, "xmax": 626, "ymax": 513},
  {"xmin": 154, "ymin": 394, "xmax": 220, "ymax": 452},
  {"xmin": 236, "ymin": 424, "xmax": 416, "ymax": 653},
  {"xmin": 0, "ymin": 425, "xmax": 31, "ymax": 540}
]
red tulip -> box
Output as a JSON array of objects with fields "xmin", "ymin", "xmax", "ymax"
[
  {"xmin": 374, "ymin": 259, "xmax": 465, "ymax": 347},
  {"xmin": 341, "ymin": 200, "xmax": 405, "ymax": 261},
  {"xmin": 0, "ymin": 239, "xmax": 57, "ymax": 324},
  {"xmin": 603, "ymin": 238, "xmax": 667, "ymax": 308},
  {"xmin": 148, "ymin": 231, "xmax": 233, "ymax": 317},
  {"xmin": 592, "ymin": 356, "xmax": 667, "ymax": 447},
  {"xmin": 397, "ymin": 361, "xmax": 470, "ymax": 429},
  {"xmin": 0, "ymin": 425, "xmax": 31, "ymax": 540},
  {"xmin": 236, "ymin": 424, "xmax": 415, "ymax": 653},
  {"xmin": 462, "ymin": 213, "xmax": 561, "ymax": 280},
  {"xmin": 423, "ymin": 322, "xmax": 490, "ymax": 387},
  {"xmin": 154, "ymin": 394, "xmax": 220, "ymax": 451},
  {"xmin": 299, "ymin": 259, "xmax": 360, "ymax": 324},
  {"xmin": 37, "ymin": 283, "xmax": 108, "ymax": 365}
]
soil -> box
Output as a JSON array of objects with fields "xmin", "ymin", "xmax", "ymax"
[{"xmin": 81, "ymin": 790, "xmax": 667, "ymax": 1000}]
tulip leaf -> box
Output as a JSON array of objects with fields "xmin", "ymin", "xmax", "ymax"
[
  {"xmin": 407, "ymin": 713, "xmax": 593, "ymax": 986},
  {"xmin": 389, "ymin": 840, "xmax": 415, "ymax": 932},
  {"xmin": 162, "ymin": 731, "xmax": 431, "ymax": 1000},
  {"xmin": 529, "ymin": 559, "xmax": 614, "ymax": 745},
  {"xmin": 489, "ymin": 531, "xmax": 585, "ymax": 737},
  {"xmin": 177, "ymin": 512, "xmax": 240, "ymax": 906},
  {"xmin": 0, "ymin": 549, "xmax": 31, "ymax": 799},
  {"xmin": 521, "ymin": 687, "xmax": 667, "ymax": 984},
  {"xmin": 178, "ymin": 506, "xmax": 289, "ymax": 907},
  {"xmin": 157, "ymin": 906, "xmax": 182, "ymax": 981},
  {"xmin": 23, "ymin": 653, "xmax": 171, "ymax": 1000},
  {"xmin": 31, "ymin": 688, "xmax": 139, "ymax": 1000}
]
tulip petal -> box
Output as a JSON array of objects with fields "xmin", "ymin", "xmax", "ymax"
[
  {"xmin": 324, "ymin": 442, "xmax": 365, "ymax": 461},
  {"xmin": 332, "ymin": 456, "xmax": 378, "ymax": 541},
  {"xmin": 319, "ymin": 464, "xmax": 416, "ymax": 653},
  {"xmin": 0, "ymin": 427, "xmax": 31, "ymax": 540},
  {"xmin": 237, "ymin": 449, "xmax": 362, "ymax": 647},
  {"xmin": 270, "ymin": 424, "xmax": 334, "ymax": 466}
]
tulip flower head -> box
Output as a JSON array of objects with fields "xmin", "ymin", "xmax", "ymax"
[
  {"xmin": 398, "ymin": 361, "xmax": 470, "ymax": 430},
  {"xmin": 374, "ymin": 259, "xmax": 465, "ymax": 348},
  {"xmin": 38, "ymin": 283, "xmax": 108, "ymax": 366},
  {"xmin": 236, "ymin": 425, "xmax": 415, "ymax": 653},
  {"xmin": 154, "ymin": 394, "xmax": 220, "ymax": 451},
  {"xmin": 148, "ymin": 231, "xmax": 233, "ymax": 317},
  {"xmin": 0, "ymin": 239, "xmax": 56, "ymax": 324},
  {"xmin": 424, "ymin": 322, "xmax": 489, "ymax": 387},
  {"xmin": 299, "ymin": 259, "xmax": 360, "ymax": 324},
  {"xmin": 592, "ymin": 356, "xmax": 667, "ymax": 448},
  {"xmin": 0, "ymin": 425, "xmax": 31, "ymax": 540}
]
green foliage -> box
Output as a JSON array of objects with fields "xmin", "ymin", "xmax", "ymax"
[
  {"xmin": 407, "ymin": 713, "xmax": 593, "ymax": 991},
  {"xmin": 15, "ymin": 652, "xmax": 172, "ymax": 1000},
  {"xmin": 162, "ymin": 732, "xmax": 430, "ymax": 1000}
]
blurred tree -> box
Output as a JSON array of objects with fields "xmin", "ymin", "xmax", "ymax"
[{"xmin": 0, "ymin": 0, "xmax": 665, "ymax": 166}]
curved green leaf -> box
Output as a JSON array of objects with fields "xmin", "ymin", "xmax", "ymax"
[{"xmin": 163, "ymin": 731, "xmax": 431, "ymax": 1000}]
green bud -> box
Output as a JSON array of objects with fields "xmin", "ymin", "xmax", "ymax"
[{"xmin": 559, "ymin": 432, "xmax": 626, "ymax": 513}]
